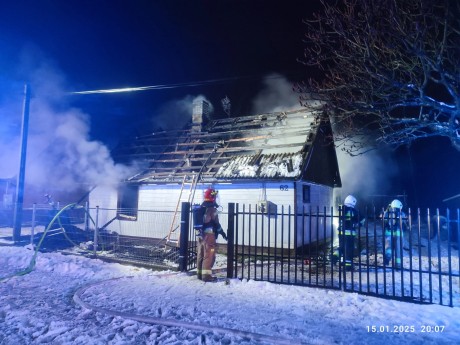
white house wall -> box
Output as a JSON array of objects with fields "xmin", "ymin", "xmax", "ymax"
[
  {"xmin": 211, "ymin": 182, "xmax": 295, "ymax": 248},
  {"xmin": 89, "ymin": 181, "xmax": 337, "ymax": 248},
  {"xmin": 295, "ymin": 182, "xmax": 336, "ymax": 246},
  {"xmin": 88, "ymin": 185, "xmax": 118, "ymax": 235},
  {"xmin": 89, "ymin": 184, "xmax": 192, "ymax": 240},
  {"xmin": 141, "ymin": 181, "xmax": 297, "ymax": 246}
]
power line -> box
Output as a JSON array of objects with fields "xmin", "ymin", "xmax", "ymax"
[
  {"xmin": 72, "ymin": 78, "xmax": 229, "ymax": 95},
  {"xmin": 70, "ymin": 73, "xmax": 297, "ymax": 95}
]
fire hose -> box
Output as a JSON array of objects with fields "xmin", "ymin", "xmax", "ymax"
[
  {"xmin": 0, "ymin": 203, "xmax": 94, "ymax": 282},
  {"xmin": 73, "ymin": 275, "xmax": 303, "ymax": 345}
]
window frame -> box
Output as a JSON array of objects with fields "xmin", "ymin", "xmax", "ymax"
[
  {"xmin": 302, "ymin": 184, "xmax": 311, "ymax": 203},
  {"xmin": 116, "ymin": 184, "xmax": 139, "ymax": 221}
]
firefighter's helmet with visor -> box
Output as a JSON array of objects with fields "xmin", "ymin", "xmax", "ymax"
[
  {"xmin": 344, "ymin": 195, "xmax": 357, "ymax": 208},
  {"xmin": 390, "ymin": 199, "xmax": 403, "ymax": 209},
  {"xmin": 204, "ymin": 187, "xmax": 218, "ymax": 202}
]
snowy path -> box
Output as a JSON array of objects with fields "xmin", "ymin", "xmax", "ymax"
[
  {"xmin": 0, "ymin": 246, "xmax": 459, "ymax": 344},
  {"xmin": 74, "ymin": 274, "xmax": 460, "ymax": 345}
]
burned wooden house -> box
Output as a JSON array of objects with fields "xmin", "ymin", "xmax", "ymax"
[{"xmin": 89, "ymin": 100, "xmax": 342, "ymax": 248}]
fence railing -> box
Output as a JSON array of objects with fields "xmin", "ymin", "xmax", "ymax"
[
  {"xmin": 227, "ymin": 203, "xmax": 459, "ymax": 307},
  {"xmin": 1, "ymin": 202, "xmax": 458, "ymax": 307},
  {"xmin": 0, "ymin": 204, "xmax": 187, "ymax": 270}
]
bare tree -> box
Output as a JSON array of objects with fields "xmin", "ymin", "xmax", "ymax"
[{"xmin": 296, "ymin": 0, "xmax": 460, "ymax": 155}]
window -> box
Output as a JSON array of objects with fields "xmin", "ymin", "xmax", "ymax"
[
  {"xmin": 302, "ymin": 185, "xmax": 311, "ymax": 203},
  {"xmin": 117, "ymin": 184, "xmax": 139, "ymax": 221}
]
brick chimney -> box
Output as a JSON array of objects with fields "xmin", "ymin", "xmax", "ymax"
[{"xmin": 192, "ymin": 98, "xmax": 210, "ymax": 133}]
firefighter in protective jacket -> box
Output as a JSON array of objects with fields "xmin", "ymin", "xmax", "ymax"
[
  {"xmin": 333, "ymin": 195, "xmax": 360, "ymax": 271},
  {"xmin": 195, "ymin": 188, "xmax": 227, "ymax": 282},
  {"xmin": 383, "ymin": 199, "xmax": 406, "ymax": 269}
]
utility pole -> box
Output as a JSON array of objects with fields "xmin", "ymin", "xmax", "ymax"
[{"xmin": 13, "ymin": 84, "xmax": 31, "ymax": 243}]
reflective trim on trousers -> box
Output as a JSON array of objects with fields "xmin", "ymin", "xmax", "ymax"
[
  {"xmin": 385, "ymin": 248, "xmax": 401, "ymax": 255},
  {"xmin": 385, "ymin": 230, "xmax": 401, "ymax": 237},
  {"xmin": 203, "ymin": 227, "xmax": 214, "ymax": 234},
  {"xmin": 339, "ymin": 230, "xmax": 357, "ymax": 236}
]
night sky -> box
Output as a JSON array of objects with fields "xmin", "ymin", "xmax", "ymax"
[
  {"xmin": 0, "ymin": 0, "xmax": 318, "ymax": 143},
  {"xmin": 0, "ymin": 0, "xmax": 458, "ymax": 208}
]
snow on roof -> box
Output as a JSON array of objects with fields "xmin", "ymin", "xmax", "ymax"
[
  {"xmin": 114, "ymin": 109, "xmax": 321, "ymax": 183},
  {"xmin": 216, "ymin": 152, "xmax": 305, "ymax": 179}
]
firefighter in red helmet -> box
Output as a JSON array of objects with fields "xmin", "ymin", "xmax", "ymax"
[
  {"xmin": 203, "ymin": 187, "xmax": 219, "ymax": 206},
  {"xmin": 196, "ymin": 187, "xmax": 227, "ymax": 282}
]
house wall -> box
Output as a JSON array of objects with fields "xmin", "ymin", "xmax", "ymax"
[
  {"xmin": 89, "ymin": 184, "xmax": 186, "ymax": 241},
  {"xmin": 212, "ymin": 182, "xmax": 296, "ymax": 248},
  {"xmin": 295, "ymin": 182, "xmax": 335, "ymax": 211},
  {"xmin": 88, "ymin": 185, "xmax": 119, "ymax": 235},
  {"xmin": 89, "ymin": 180, "xmax": 337, "ymax": 248},
  {"xmin": 295, "ymin": 182, "xmax": 336, "ymax": 246}
]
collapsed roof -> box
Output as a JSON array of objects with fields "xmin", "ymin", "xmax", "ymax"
[{"xmin": 114, "ymin": 108, "xmax": 341, "ymax": 187}]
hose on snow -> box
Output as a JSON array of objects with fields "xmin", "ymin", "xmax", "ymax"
[
  {"xmin": 73, "ymin": 276, "xmax": 303, "ymax": 345},
  {"xmin": 0, "ymin": 203, "xmax": 94, "ymax": 282}
]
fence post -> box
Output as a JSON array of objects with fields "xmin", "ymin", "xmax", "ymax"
[
  {"xmin": 338, "ymin": 205, "xmax": 345, "ymax": 290},
  {"xmin": 227, "ymin": 203, "xmax": 235, "ymax": 279},
  {"xmin": 84, "ymin": 201, "xmax": 89, "ymax": 231},
  {"xmin": 31, "ymin": 203, "xmax": 36, "ymax": 245},
  {"xmin": 93, "ymin": 206, "xmax": 99, "ymax": 257},
  {"xmin": 178, "ymin": 202, "xmax": 190, "ymax": 272}
]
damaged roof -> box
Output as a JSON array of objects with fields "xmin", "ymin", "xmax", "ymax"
[{"xmin": 114, "ymin": 108, "xmax": 340, "ymax": 187}]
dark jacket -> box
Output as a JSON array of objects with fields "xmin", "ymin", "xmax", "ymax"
[{"xmin": 201, "ymin": 201, "xmax": 226, "ymax": 240}]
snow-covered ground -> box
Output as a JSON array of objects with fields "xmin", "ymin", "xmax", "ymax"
[{"xmin": 1, "ymin": 245, "xmax": 459, "ymax": 345}]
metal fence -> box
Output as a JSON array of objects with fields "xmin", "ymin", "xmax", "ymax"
[
  {"xmin": 1, "ymin": 202, "xmax": 458, "ymax": 307},
  {"xmin": 0, "ymin": 203, "xmax": 191, "ymax": 270},
  {"xmin": 227, "ymin": 203, "xmax": 460, "ymax": 307}
]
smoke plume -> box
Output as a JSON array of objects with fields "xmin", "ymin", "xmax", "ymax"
[
  {"xmin": 336, "ymin": 148, "xmax": 400, "ymax": 207},
  {"xmin": 251, "ymin": 73, "xmax": 300, "ymax": 113},
  {"xmin": 153, "ymin": 94, "xmax": 214, "ymax": 130},
  {"xmin": 0, "ymin": 56, "xmax": 138, "ymax": 196},
  {"xmin": 249, "ymin": 73, "xmax": 401, "ymax": 207}
]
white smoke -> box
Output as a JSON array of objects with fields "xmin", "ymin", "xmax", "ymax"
[
  {"xmin": 336, "ymin": 148, "xmax": 399, "ymax": 206},
  {"xmin": 0, "ymin": 58, "xmax": 138, "ymax": 194},
  {"xmin": 153, "ymin": 94, "xmax": 214, "ymax": 130},
  {"xmin": 248, "ymin": 73, "xmax": 401, "ymax": 207},
  {"xmin": 25, "ymin": 100, "xmax": 137, "ymax": 190},
  {"xmin": 251, "ymin": 73, "xmax": 300, "ymax": 113}
]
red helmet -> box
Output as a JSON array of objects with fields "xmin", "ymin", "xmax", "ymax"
[{"xmin": 204, "ymin": 187, "xmax": 218, "ymax": 201}]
